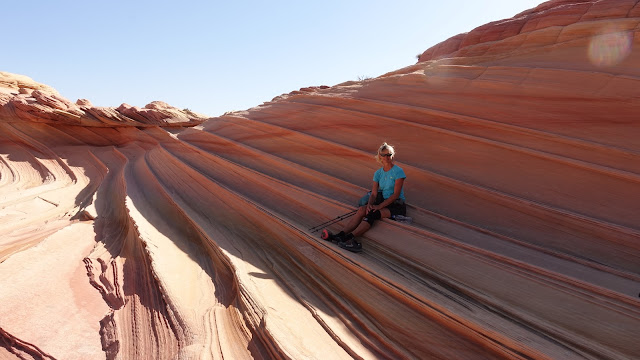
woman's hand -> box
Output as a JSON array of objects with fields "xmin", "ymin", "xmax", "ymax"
[{"xmin": 367, "ymin": 204, "xmax": 379, "ymax": 213}]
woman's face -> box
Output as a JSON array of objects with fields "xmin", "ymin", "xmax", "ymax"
[{"xmin": 379, "ymin": 150, "xmax": 393, "ymax": 165}]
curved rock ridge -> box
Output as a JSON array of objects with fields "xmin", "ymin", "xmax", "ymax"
[
  {"xmin": 1, "ymin": 0, "xmax": 640, "ymax": 359},
  {"xmin": 418, "ymin": 0, "xmax": 640, "ymax": 64}
]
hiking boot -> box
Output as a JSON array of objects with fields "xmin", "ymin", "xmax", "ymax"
[
  {"xmin": 339, "ymin": 239, "xmax": 362, "ymax": 253},
  {"xmin": 333, "ymin": 231, "xmax": 348, "ymax": 243}
]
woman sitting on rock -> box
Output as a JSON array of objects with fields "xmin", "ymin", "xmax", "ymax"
[{"xmin": 322, "ymin": 142, "xmax": 407, "ymax": 252}]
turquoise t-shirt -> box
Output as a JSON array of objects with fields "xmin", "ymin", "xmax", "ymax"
[{"xmin": 373, "ymin": 165, "xmax": 406, "ymax": 201}]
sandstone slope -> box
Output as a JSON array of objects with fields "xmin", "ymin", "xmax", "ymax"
[{"xmin": 1, "ymin": 0, "xmax": 639, "ymax": 359}]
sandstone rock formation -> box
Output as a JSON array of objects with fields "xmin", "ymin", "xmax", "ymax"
[
  {"xmin": 0, "ymin": 72, "xmax": 207, "ymax": 128},
  {"xmin": 1, "ymin": 0, "xmax": 639, "ymax": 359}
]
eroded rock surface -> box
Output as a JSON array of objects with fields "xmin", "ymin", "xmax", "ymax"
[
  {"xmin": 1, "ymin": 1, "xmax": 639, "ymax": 359},
  {"xmin": 0, "ymin": 73, "xmax": 206, "ymax": 128}
]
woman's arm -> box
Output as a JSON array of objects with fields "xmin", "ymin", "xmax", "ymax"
[
  {"xmin": 372, "ymin": 178, "xmax": 405, "ymax": 211},
  {"xmin": 366, "ymin": 182, "xmax": 380, "ymax": 212}
]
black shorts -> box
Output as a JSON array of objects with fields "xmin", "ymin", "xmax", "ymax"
[
  {"xmin": 373, "ymin": 192, "xmax": 407, "ymax": 217},
  {"xmin": 386, "ymin": 200, "xmax": 407, "ymax": 217}
]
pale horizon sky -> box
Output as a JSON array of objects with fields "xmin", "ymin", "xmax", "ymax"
[{"xmin": 5, "ymin": 0, "xmax": 543, "ymax": 116}]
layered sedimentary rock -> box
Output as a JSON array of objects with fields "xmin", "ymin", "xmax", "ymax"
[
  {"xmin": 0, "ymin": 72, "xmax": 206, "ymax": 128},
  {"xmin": 1, "ymin": 0, "xmax": 639, "ymax": 359}
]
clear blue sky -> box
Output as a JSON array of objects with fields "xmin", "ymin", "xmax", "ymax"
[{"xmin": 4, "ymin": 0, "xmax": 542, "ymax": 116}]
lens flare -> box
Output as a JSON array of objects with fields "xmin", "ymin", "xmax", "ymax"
[{"xmin": 588, "ymin": 30, "xmax": 633, "ymax": 67}]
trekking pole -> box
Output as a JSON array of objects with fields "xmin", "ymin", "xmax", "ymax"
[
  {"xmin": 309, "ymin": 210, "xmax": 356, "ymax": 233},
  {"xmin": 309, "ymin": 209, "xmax": 357, "ymax": 233}
]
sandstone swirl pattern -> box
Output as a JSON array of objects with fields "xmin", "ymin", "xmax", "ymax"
[{"xmin": 1, "ymin": 1, "xmax": 639, "ymax": 359}]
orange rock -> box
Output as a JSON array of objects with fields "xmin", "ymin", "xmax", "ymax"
[
  {"xmin": 1, "ymin": 1, "xmax": 639, "ymax": 359},
  {"xmin": 0, "ymin": 74, "xmax": 206, "ymax": 128}
]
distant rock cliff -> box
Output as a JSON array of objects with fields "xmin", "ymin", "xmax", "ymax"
[
  {"xmin": 0, "ymin": 72, "xmax": 206, "ymax": 127},
  {"xmin": 1, "ymin": 1, "xmax": 639, "ymax": 359}
]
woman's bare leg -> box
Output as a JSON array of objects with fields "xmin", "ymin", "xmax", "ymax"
[
  {"xmin": 341, "ymin": 206, "xmax": 367, "ymax": 234},
  {"xmin": 351, "ymin": 208, "xmax": 391, "ymax": 237}
]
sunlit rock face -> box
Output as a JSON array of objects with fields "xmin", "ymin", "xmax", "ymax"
[{"xmin": 1, "ymin": 1, "xmax": 639, "ymax": 359}]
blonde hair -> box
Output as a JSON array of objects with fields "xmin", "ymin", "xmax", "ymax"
[{"xmin": 375, "ymin": 142, "xmax": 395, "ymax": 163}]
